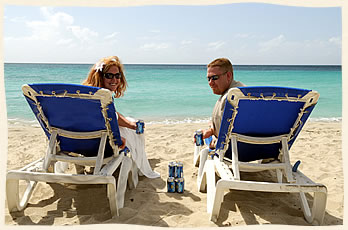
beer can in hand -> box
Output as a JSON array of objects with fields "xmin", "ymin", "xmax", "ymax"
[
  {"xmin": 194, "ymin": 130, "xmax": 204, "ymax": 146},
  {"xmin": 136, "ymin": 120, "xmax": 145, "ymax": 134}
]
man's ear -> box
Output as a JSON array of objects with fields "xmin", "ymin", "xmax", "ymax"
[{"xmin": 226, "ymin": 71, "xmax": 233, "ymax": 81}]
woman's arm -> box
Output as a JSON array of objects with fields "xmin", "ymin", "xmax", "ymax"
[{"xmin": 117, "ymin": 112, "xmax": 137, "ymax": 130}]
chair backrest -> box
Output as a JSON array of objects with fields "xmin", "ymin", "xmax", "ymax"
[
  {"xmin": 216, "ymin": 86, "xmax": 319, "ymax": 162},
  {"xmin": 22, "ymin": 83, "xmax": 123, "ymax": 157}
]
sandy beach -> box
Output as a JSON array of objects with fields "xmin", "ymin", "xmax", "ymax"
[{"xmin": 4, "ymin": 121, "xmax": 343, "ymax": 227}]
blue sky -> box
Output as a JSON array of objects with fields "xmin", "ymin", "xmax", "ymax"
[{"xmin": 3, "ymin": 3, "xmax": 342, "ymax": 65}]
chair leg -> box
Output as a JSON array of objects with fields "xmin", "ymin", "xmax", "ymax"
[
  {"xmin": 6, "ymin": 178, "xmax": 37, "ymax": 212},
  {"xmin": 206, "ymin": 160, "xmax": 216, "ymax": 212},
  {"xmin": 206, "ymin": 163, "xmax": 225, "ymax": 222},
  {"xmin": 198, "ymin": 169, "xmax": 207, "ymax": 192},
  {"xmin": 299, "ymin": 190, "xmax": 327, "ymax": 225},
  {"xmin": 294, "ymin": 170, "xmax": 327, "ymax": 225},
  {"xmin": 127, "ymin": 160, "xmax": 139, "ymax": 189},
  {"xmin": 197, "ymin": 148, "xmax": 209, "ymax": 191},
  {"xmin": 194, "ymin": 145, "xmax": 201, "ymax": 167},
  {"xmin": 107, "ymin": 177, "xmax": 119, "ymax": 217},
  {"xmin": 311, "ymin": 191, "xmax": 327, "ymax": 225},
  {"xmin": 43, "ymin": 131, "xmax": 58, "ymax": 171},
  {"xmin": 210, "ymin": 182, "xmax": 226, "ymax": 222},
  {"xmin": 276, "ymin": 169, "xmax": 283, "ymax": 183},
  {"xmin": 198, "ymin": 148, "xmax": 209, "ymax": 179},
  {"xmin": 281, "ymin": 137, "xmax": 295, "ymax": 183},
  {"xmin": 116, "ymin": 157, "xmax": 132, "ymax": 209}
]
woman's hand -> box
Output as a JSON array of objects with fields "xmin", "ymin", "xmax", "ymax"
[
  {"xmin": 120, "ymin": 137, "xmax": 126, "ymax": 149},
  {"xmin": 130, "ymin": 121, "xmax": 137, "ymax": 130},
  {"xmin": 117, "ymin": 112, "xmax": 136, "ymax": 130}
]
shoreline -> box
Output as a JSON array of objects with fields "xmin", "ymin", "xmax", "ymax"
[
  {"xmin": 5, "ymin": 120, "xmax": 343, "ymax": 226},
  {"xmin": 7, "ymin": 116, "xmax": 343, "ymax": 128}
]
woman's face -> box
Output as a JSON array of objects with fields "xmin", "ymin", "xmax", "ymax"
[{"xmin": 103, "ymin": 65, "xmax": 121, "ymax": 92}]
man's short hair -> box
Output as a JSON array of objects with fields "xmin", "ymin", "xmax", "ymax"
[{"xmin": 207, "ymin": 58, "xmax": 234, "ymax": 75}]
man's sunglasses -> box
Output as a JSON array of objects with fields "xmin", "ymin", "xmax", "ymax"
[
  {"xmin": 104, "ymin": 72, "xmax": 122, "ymax": 79},
  {"xmin": 207, "ymin": 71, "xmax": 227, "ymax": 81}
]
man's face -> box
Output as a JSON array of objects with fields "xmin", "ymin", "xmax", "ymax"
[{"xmin": 207, "ymin": 66, "xmax": 231, "ymax": 95}]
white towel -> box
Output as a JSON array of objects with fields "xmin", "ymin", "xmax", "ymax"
[{"xmin": 119, "ymin": 119, "xmax": 160, "ymax": 179}]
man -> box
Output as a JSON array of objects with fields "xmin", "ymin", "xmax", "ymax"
[
  {"xmin": 202, "ymin": 58, "xmax": 245, "ymax": 148},
  {"xmin": 195, "ymin": 58, "xmax": 245, "ymax": 177}
]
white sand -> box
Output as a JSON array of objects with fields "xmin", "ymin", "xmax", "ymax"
[{"xmin": 5, "ymin": 121, "xmax": 343, "ymax": 226}]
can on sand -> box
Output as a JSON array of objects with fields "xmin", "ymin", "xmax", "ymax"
[
  {"xmin": 167, "ymin": 177, "xmax": 175, "ymax": 193},
  {"xmin": 175, "ymin": 177, "xmax": 184, "ymax": 193},
  {"xmin": 175, "ymin": 161, "xmax": 183, "ymax": 178},
  {"xmin": 168, "ymin": 161, "xmax": 176, "ymax": 178}
]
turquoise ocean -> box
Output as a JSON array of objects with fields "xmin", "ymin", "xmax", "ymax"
[{"xmin": 4, "ymin": 63, "xmax": 342, "ymax": 126}]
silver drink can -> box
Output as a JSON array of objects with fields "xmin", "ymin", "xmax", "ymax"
[
  {"xmin": 194, "ymin": 130, "xmax": 204, "ymax": 146},
  {"xmin": 136, "ymin": 120, "xmax": 145, "ymax": 134},
  {"xmin": 167, "ymin": 177, "xmax": 176, "ymax": 193},
  {"xmin": 175, "ymin": 161, "xmax": 183, "ymax": 178},
  {"xmin": 175, "ymin": 177, "xmax": 184, "ymax": 193},
  {"xmin": 168, "ymin": 161, "xmax": 176, "ymax": 178}
]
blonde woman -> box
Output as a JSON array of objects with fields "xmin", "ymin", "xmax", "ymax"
[{"xmin": 83, "ymin": 56, "xmax": 159, "ymax": 178}]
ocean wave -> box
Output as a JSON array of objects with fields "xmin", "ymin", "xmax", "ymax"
[
  {"xmin": 7, "ymin": 116, "xmax": 341, "ymax": 128},
  {"xmin": 7, "ymin": 118, "xmax": 40, "ymax": 127},
  {"xmin": 146, "ymin": 117, "xmax": 211, "ymax": 125},
  {"xmin": 145, "ymin": 117, "xmax": 342, "ymax": 125},
  {"xmin": 309, "ymin": 117, "xmax": 342, "ymax": 122}
]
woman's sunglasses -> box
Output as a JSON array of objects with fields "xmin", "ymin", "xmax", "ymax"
[{"xmin": 104, "ymin": 72, "xmax": 122, "ymax": 80}]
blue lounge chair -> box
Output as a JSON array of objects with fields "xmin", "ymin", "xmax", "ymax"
[
  {"xmin": 6, "ymin": 83, "xmax": 138, "ymax": 217},
  {"xmin": 195, "ymin": 86, "xmax": 327, "ymax": 225}
]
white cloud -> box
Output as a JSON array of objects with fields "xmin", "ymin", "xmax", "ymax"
[
  {"xmin": 181, "ymin": 40, "xmax": 192, "ymax": 45},
  {"xmin": 67, "ymin": 26, "xmax": 98, "ymax": 43},
  {"xmin": 10, "ymin": 16, "xmax": 26, "ymax": 23},
  {"xmin": 207, "ymin": 41, "xmax": 225, "ymax": 51},
  {"xmin": 105, "ymin": 32, "xmax": 119, "ymax": 40},
  {"xmin": 6, "ymin": 6, "xmax": 100, "ymax": 46},
  {"xmin": 11, "ymin": 7, "xmax": 74, "ymax": 41},
  {"xmin": 56, "ymin": 38, "xmax": 73, "ymax": 45},
  {"xmin": 140, "ymin": 43, "xmax": 169, "ymax": 50},
  {"xmin": 41, "ymin": 7, "xmax": 74, "ymax": 26},
  {"xmin": 258, "ymin": 34, "xmax": 285, "ymax": 52},
  {"xmin": 329, "ymin": 37, "xmax": 341, "ymax": 46},
  {"xmin": 235, "ymin": 33, "xmax": 249, "ymax": 38}
]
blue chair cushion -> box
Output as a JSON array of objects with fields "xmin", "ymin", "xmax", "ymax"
[
  {"xmin": 216, "ymin": 86, "xmax": 316, "ymax": 162},
  {"xmin": 24, "ymin": 83, "xmax": 123, "ymax": 157}
]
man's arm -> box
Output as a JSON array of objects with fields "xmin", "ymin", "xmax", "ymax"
[{"xmin": 202, "ymin": 127, "xmax": 214, "ymax": 139}]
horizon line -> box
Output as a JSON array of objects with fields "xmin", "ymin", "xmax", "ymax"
[{"xmin": 3, "ymin": 62, "xmax": 342, "ymax": 66}]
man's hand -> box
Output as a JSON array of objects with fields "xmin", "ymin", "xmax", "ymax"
[
  {"xmin": 193, "ymin": 127, "xmax": 216, "ymax": 147},
  {"xmin": 209, "ymin": 137, "xmax": 217, "ymax": 150},
  {"xmin": 202, "ymin": 127, "xmax": 214, "ymax": 139}
]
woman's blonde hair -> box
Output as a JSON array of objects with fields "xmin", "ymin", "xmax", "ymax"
[{"xmin": 83, "ymin": 56, "xmax": 127, "ymax": 98}]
